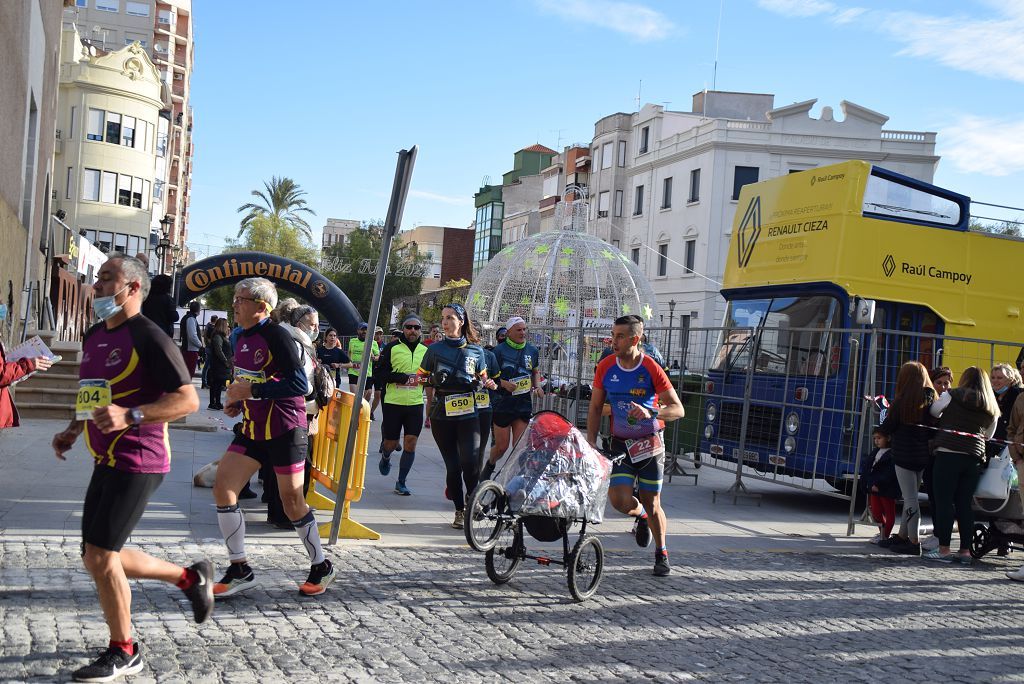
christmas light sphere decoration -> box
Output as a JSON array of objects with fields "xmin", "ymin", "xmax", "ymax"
[{"xmin": 466, "ymin": 211, "xmax": 658, "ymax": 332}]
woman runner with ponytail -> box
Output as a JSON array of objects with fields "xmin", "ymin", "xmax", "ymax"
[{"xmin": 417, "ymin": 303, "xmax": 494, "ymax": 529}]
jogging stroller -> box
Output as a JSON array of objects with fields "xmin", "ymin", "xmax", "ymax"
[{"xmin": 464, "ymin": 410, "xmax": 617, "ymax": 601}]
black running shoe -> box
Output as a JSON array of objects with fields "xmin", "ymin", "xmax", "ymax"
[
  {"xmin": 653, "ymin": 551, "xmax": 671, "ymax": 577},
  {"xmin": 182, "ymin": 559, "xmax": 214, "ymax": 624},
  {"xmin": 213, "ymin": 562, "xmax": 256, "ymax": 598},
  {"xmin": 72, "ymin": 644, "xmax": 143, "ymax": 682},
  {"xmin": 633, "ymin": 515, "xmax": 652, "ymax": 548},
  {"xmin": 890, "ymin": 541, "xmax": 921, "ymax": 556},
  {"xmin": 299, "ymin": 559, "xmax": 337, "ymax": 596}
]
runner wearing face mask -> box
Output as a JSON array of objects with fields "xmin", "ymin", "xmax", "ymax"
[{"xmin": 51, "ymin": 255, "xmax": 212, "ymax": 682}]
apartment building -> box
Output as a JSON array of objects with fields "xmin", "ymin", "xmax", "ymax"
[
  {"xmin": 62, "ymin": 0, "xmax": 195, "ymax": 272},
  {"xmin": 54, "ymin": 26, "xmax": 169, "ymax": 279},
  {"xmin": 321, "ymin": 218, "xmax": 360, "ymax": 249},
  {"xmin": 472, "ymin": 144, "xmax": 556, "ymax": 272},
  {"xmin": 397, "ymin": 225, "xmax": 474, "ymax": 292},
  {"xmin": 588, "ymin": 90, "xmax": 939, "ymax": 329},
  {"xmin": 0, "ymin": 0, "xmax": 64, "ymax": 342}
]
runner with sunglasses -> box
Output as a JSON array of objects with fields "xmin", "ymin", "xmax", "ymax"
[{"xmin": 375, "ymin": 315, "xmax": 430, "ymax": 495}]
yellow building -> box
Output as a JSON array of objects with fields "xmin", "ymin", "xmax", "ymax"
[{"xmin": 54, "ymin": 26, "xmax": 169, "ymax": 276}]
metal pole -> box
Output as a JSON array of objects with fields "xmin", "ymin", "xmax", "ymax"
[
  {"xmin": 714, "ymin": 327, "xmax": 760, "ymax": 504},
  {"xmin": 329, "ymin": 146, "xmax": 417, "ymax": 545}
]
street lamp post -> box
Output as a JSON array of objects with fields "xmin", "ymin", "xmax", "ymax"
[
  {"xmin": 156, "ymin": 214, "xmax": 174, "ymax": 274},
  {"xmin": 667, "ymin": 299, "xmax": 676, "ymax": 367}
]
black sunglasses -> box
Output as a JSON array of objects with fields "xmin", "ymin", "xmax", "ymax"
[{"xmin": 405, "ymin": 324, "xmax": 421, "ymax": 330}]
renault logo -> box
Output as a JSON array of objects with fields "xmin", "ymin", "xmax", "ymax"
[
  {"xmin": 737, "ymin": 196, "xmax": 761, "ymax": 268},
  {"xmin": 882, "ymin": 254, "xmax": 896, "ymax": 278}
]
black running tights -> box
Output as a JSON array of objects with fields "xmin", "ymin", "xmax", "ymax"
[{"xmin": 431, "ymin": 418, "xmax": 481, "ymax": 511}]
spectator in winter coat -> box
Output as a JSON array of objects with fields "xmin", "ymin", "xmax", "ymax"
[
  {"xmin": 0, "ymin": 341, "xmax": 53, "ymax": 427},
  {"xmin": 878, "ymin": 361, "xmax": 936, "ymax": 556},
  {"xmin": 925, "ymin": 367, "xmax": 998, "ymax": 562}
]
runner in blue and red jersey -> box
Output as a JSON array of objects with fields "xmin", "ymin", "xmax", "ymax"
[{"xmin": 587, "ymin": 314, "xmax": 684, "ymax": 577}]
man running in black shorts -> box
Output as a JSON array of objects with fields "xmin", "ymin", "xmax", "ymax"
[
  {"xmin": 375, "ymin": 314, "xmax": 429, "ymax": 495},
  {"xmin": 587, "ymin": 315, "xmax": 684, "ymax": 577},
  {"xmin": 212, "ymin": 277, "xmax": 335, "ymax": 598},
  {"xmin": 52, "ymin": 255, "xmax": 212, "ymax": 682}
]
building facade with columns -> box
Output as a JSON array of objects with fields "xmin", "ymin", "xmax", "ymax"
[{"xmin": 588, "ymin": 91, "xmax": 939, "ymax": 330}]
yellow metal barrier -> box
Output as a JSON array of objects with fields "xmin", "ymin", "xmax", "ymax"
[{"xmin": 306, "ymin": 389, "xmax": 378, "ymax": 540}]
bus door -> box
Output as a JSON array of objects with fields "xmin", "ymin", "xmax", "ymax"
[{"xmin": 869, "ymin": 302, "xmax": 944, "ymax": 397}]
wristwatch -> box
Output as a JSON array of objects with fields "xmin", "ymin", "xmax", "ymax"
[{"xmin": 129, "ymin": 407, "xmax": 145, "ymax": 425}]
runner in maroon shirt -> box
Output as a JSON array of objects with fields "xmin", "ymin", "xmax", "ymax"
[
  {"xmin": 51, "ymin": 255, "xmax": 211, "ymax": 682},
  {"xmin": 211, "ymin": 277, "xmax": 336, "ymax": 598}
]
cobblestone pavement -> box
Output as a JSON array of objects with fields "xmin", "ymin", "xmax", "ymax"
[{"xmin": 2, "ymin": 538, "xmax": 1023, "ymax": 683}]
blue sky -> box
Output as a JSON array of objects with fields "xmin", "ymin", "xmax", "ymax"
[{"xmin": 186, "ymin": 0, "xmax": 1024, "ymax": 251}]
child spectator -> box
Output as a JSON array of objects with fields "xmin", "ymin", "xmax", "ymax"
[{"xmin": 862, "ymin": 429, "xmax": 899, "ymax": 543}]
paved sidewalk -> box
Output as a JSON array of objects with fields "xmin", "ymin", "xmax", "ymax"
[
  {"xmin": 2, "ymin": 405, "xmax": 1023, "ymax": 682},
  {"xmin": 0, "ymin": 406, "xmax": 880, "ymax": 553}
]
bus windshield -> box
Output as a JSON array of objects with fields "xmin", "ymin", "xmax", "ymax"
[{"xmin": 713, "ymin": 296, "xmax": 840, "ymax": 377}]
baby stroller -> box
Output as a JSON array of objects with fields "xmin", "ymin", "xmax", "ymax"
[
  {"xmin": 971, "ymin": 484, "xmax": 1024, "ymax": 559},
  {"xmin": 464, "ymin": 410, "xmax": 618, "ymax": 601}
]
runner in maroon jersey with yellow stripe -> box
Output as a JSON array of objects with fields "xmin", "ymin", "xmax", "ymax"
[
  {"xmin": 52, "ymin": 255, "xmax": 212, "ymax": 682},
  {"xmin": 211, "ymin": 277, "xmax": 336, "ymax": 598}
]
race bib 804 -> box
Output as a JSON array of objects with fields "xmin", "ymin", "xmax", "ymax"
[{"xmin": 76, "ymin": 379, "xmax": 111, "ymax": 420}]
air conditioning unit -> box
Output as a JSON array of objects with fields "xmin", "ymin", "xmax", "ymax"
[{"xmin": 173, "ymin": 73, "xmax": 183, "ymax": 81}]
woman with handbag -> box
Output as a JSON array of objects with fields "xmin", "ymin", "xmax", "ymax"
[{"xmin": 925, "ymin": 366, "xmax": 998, "ymax": 562}]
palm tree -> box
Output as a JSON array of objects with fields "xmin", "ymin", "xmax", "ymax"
[{"xmin": 237, "ymin": 176, "xmax": 316, "ymax": 240}]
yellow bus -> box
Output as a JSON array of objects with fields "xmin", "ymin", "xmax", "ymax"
[{"xmin": 701, "ymin": 159, "xmax": 1022, "ymax": 486}]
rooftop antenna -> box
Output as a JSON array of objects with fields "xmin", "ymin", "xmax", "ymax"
[
  {"xmin": 712, "ymin": 0, "xmax": 724, "ymax": 91},
  {"xmin": 551, "ymin": 128, "xmax": 565, "ymax": 150},
  {"xmin": 636, "ymin": 80, "xmax": 642, "ymax": 111}
]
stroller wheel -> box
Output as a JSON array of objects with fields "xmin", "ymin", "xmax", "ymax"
[
  {"xmin": 485, "ymin": 524, "xmax": 522, "ymax": 585},
  {"xmin": 567, "ymin": 535, "xmax": 604, "ymax": 601},
  {"xmin": 970, "ymin": 523, "xmax": 994, "ymax": 559},
  {"xmin": 466, "ymin": 481, "xmax": 508, "ymax": 553}
]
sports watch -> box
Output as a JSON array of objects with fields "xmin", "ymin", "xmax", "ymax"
[{"xmin": 129, "ymin": 407, "xmax": 145, "ymax": 425}]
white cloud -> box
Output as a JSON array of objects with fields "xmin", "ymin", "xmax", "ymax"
[
  {"xmin": 409, "ymin": 190, "xmax": 472, "ymax": 206},
  {"xmin": 755, "ymin": 0, "xmax": 835, "ymax": 17},
  {"xmin": 758, "ymin": 1, "xmax": 1024, "ymax": 83},
  {"xmin": 534, "ymin": 0, "xmax": 674, "ymax": 41},
  {"xmin": 878, "ymin": 11, "xmax": 1024, "ymax": 83},
  {"xmin": 941, "ymin": 115, "xmax": 1024, "ymax": 176}
]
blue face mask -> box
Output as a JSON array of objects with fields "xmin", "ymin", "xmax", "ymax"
[
  {"xmin": 996, "ymin": 384, "xmax": 1008, "ymax": 395},
  {"xmin": 92, "ymin": 284, "xmax": 129, "ymax": 321}
]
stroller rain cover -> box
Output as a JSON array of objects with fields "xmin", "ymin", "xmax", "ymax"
[{"xmin": 495, "ymin": 411, "xmax": 613, "ymax": 523}]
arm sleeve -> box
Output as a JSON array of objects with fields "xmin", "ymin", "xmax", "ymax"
[
  {"xmin": 135, "ymin": 319, "xmax": 191, "ymax": 392},
  {"xmin": 187, "ymin": 317, "xmax": 203, "ymax": 349},
  {"xmin": 593, "ymin": 356, "xmax": 612, "ymax": 390},
  {"xmin": 878, "ymin": 403, "xmax": 899, "ymax": 436},
  {"xmin": 929, "ymin": 392, "xmax": 951, "ymax": 418},
  {"xmin": 417, "ymin": 346, "xmax": 435, "ymax": 377},
  {"xmin": 377, "ymin": 344, "xmax": 403, "ymax": 383},
  {"xmin": 1008, "ymin": 394, "xmax": 1024, "ymax": 458},
  {"xmin": 212, "ymin": 335, "xmax": 230, "ymax": 365},
  {"xmin": 252, "ymin": 326, "xmax": 309, "ymax": 399},
  {"xmin": 649, "ymin": 358, "xmax": 673, "ymax": 394},
  {"xmin": 983, "ymin": 414, "xmax": 997, "ymax": 440},
  {"xmin": 0, "ymin": 356, "xmax": 35, "ymax": 387}
]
